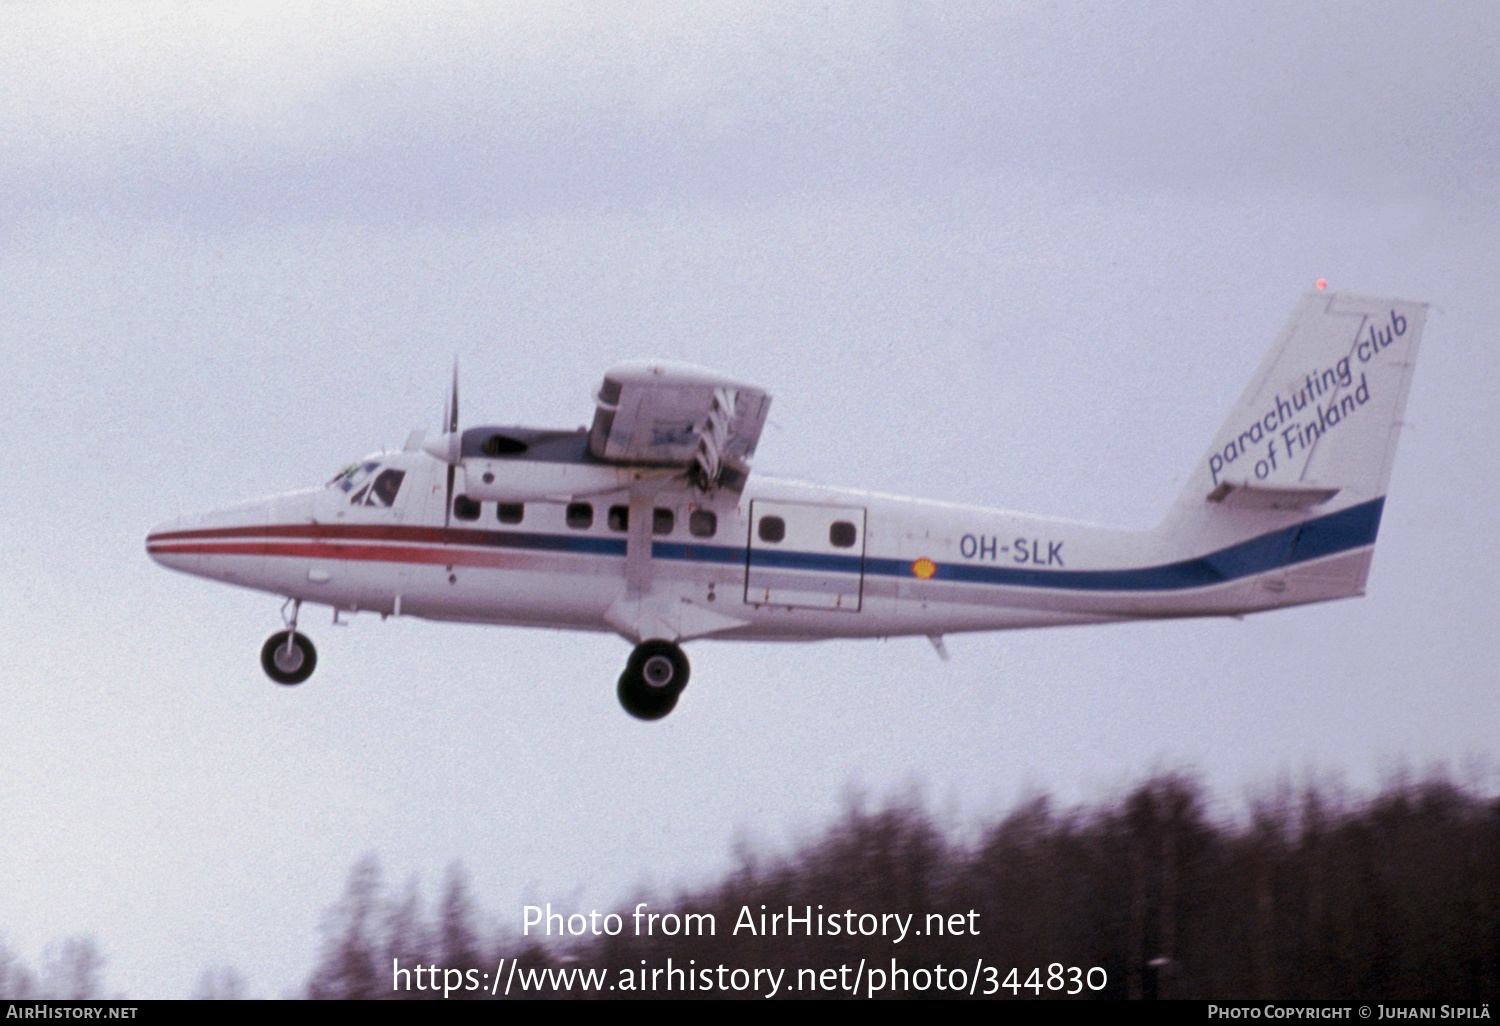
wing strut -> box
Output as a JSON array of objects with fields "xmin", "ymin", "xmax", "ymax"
[{"xmin": 623, "ymin": 484, "xmax": 657, "ymax": 598}]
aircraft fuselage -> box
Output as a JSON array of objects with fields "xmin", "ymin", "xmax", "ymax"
[{"xmin": 146, "ymin": 442, "xmax": 1377, "ymax": 644}]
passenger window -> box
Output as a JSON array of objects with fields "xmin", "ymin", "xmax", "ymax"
[
  {"xmin": 566, "ymin": 503, "xmax": 594, "ymax": 529},
  {"xmin": 653, "ymin": 508, "xmax": 675, "ymax": 535},
  {"xmin": 758, "ymin": 516, "xmax": 785, "ymax": 543},
  {"xmin": 368, "ymin": 469, "xmax": 406, "ymax": 507},
  {"xmin": 607, "ymin": 505, "xmax": 629, "ymax": 532},
  {"xmin": 496, "ymin": 503, "xmax": 524, "ymax": 524},
  {"xmin": 689, "ymin": 510, "xmax": 717, "ymax": 538},
  {"xmin": 829, "ymin": 521, "xmax": 857, "ymax": 548},
  {"xmin": 453, "ymin": 495, "xmax": 481, "ymax": 521}
]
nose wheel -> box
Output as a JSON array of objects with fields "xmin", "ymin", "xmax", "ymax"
[
  {"xmin": 617, "ymin": 640, "xmax": 689, "ymax": 720},
  {"xmin": 261, "ymin": 598, "xmax": 317, "ymax": 686}
]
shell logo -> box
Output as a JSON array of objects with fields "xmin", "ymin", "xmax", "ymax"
[{"xmin": 911, "ymin": 558, "xmax": 937, "ymax": 579}]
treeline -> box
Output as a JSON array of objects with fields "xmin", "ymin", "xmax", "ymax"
[
  {"xmin": 0, "ymin": 938, "xmax": 107, "ymax": 1000},
  {"xmin": 308, "ymin": 773, "xmax": 1499, "ymax": 1000},
  {"xmin": 0, "ymin": 938, "xmax": 250, "ymax": 1000}
]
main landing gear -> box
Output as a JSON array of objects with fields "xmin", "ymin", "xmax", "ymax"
[
  {"xmin": 261, "ymin": 598, "xmax": 317, "ymax": 686},
  {"xmin": 617, "ymin": 640, "xmax": 690, "ymax": 720}
]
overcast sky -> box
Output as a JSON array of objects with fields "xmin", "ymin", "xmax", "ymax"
[{"xmin": 2, "ymin": 1, "xmax": 1497, "ymax": 998}]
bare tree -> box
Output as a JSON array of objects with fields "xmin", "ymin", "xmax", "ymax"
[
  {"xmin": 40, "ymin": 938, "xmax": 105, "ymax": 1000},
  {"xmin": 0, "ymin": 941, "xmax": 38, "ymax": 999},
  {"xmin": 307, "ymin": 855, "xmax": 382, "ymax": 999},
  {"xmin": 193, "ymin": 966, "xmax": 249, "ymax": 1000},
  {"xmin": 437, "ymin": 864, "xmax": 482, "ymax": 999}
]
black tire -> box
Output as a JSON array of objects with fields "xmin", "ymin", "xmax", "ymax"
[
  {"xmin": 261, "ymin": 631, "xmax": 317, "ymax": 686},
  {"xmin": 617, "ymin": 640, "xmax": 689, "ymax": 720}
]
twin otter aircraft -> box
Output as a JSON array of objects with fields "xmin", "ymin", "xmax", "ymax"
[{"xmin": 148, "ymin": 291, "xmax": 1425, "ymax": 719}]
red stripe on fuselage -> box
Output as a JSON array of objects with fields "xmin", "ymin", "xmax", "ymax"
[
  {"xmin": 148, "ymin": 522, "xmax": 471, "ymax": 545},
  {"xmin": 146, "ymin": 528, "xmax": 633, "ymax": 570},
  {"xmin": 146, "ymin": 538, "xmax": 618, "ymax": 570}
]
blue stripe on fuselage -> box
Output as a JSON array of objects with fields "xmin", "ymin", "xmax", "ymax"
[
  {"xmin": 445, "ymin": 526, "xmax": 628, "ymax": 558},
  {"xmin": 291, "ymin": 497, "xmax": 1379, "ymax": 593},
  {"xmin": 647, "ymin": 497, "xmax": 1384, "ymax": 593},
  {"xmin": 651, "ymin": 541, "xmax": 747, "ymax": 565}
]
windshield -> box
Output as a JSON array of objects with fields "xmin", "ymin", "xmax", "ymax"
[
  {"xmin": 326, "ymin": 460, "xmax": 381, "ymax": 492},
  {"xmin": 327, "ymin": 460, "xmax": 406, "ymax": 508}
]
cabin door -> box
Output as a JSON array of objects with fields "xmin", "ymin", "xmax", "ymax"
[{"xmin": 744, "ymin": 500, "xmax": 866, "ymax": 611}]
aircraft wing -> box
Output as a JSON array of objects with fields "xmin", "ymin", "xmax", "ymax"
[{"xmin": 588, "ymin": 360, "xmax": 771, "ymax": 492}]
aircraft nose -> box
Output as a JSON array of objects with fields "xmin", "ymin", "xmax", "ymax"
[
  {"xmin": 145, "ymin": 513, "xmax": 201, "ymax": 569},
  {"xmin": 145, "ymin": 497, "xmax": 278, "ymax": 578},
  {"xmin": 146, "ymin": 515, "xmax": 184, "ymax": 564}
]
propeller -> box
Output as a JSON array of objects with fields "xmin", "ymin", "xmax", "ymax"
[
  {"xmin": 422, "ymin": 360, "xmax": 462, "ymax": 529},
  {"xmin": 444, "ymin": 358, "xmax": 456, "ymax": 528}
]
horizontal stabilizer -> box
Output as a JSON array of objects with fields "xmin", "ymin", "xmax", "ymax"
[{"xmin": 1205, "ymin": 481, "xmax": 1340, "ymax": 510}]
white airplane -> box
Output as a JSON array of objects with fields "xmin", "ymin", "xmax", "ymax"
[{"xmin": 148, "ymin": 291, "xmax": 1425, "ymax": 719}]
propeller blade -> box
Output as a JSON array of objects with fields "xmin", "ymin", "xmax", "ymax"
[
  {"xmin": 445, "ymin": 463, "xmax": 456, "ymax": 530},
  {"xmin": 443, "ymin": 359, "xmax": 459, "ymax": 529},
  {"xmin": 449, "ymin": 359, "xmax": 459, "ymax": 435}
]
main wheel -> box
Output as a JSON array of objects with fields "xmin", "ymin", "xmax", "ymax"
[
  {"xmin": 617, "ymin": 640, "xmax": 689, "ymax": 720},
  {"xmin": 261, "ymin": 631, "xmax": 317, "ymax": 686}
]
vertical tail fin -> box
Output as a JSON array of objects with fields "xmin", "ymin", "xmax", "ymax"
[{"xmin": 1160, "ymin": 291, "xmax": 1426, "ymax": 597}]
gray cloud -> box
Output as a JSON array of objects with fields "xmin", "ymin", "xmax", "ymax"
[{"xmin": 4, "ymin": 2, "xmax": 1494, "ymax": 224}]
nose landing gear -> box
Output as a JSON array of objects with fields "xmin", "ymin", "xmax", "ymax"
[
  {"xmin": 617, "ymin": 640, "xmax": 689, "ymax": 720},
  {"xmin": 261, "ymin": 598, "xmax": 317, "ymax": 686}
]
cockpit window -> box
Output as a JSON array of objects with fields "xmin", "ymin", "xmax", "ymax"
[
  {"xmin": 328, "ymin": 460, "xmax": 382, "ymax": 493},
  {"xmin": 367, "ymin": 469, "xmax": 405, "ymax": 507},
  {"xmin": 328, "ymin": 462, "xmax": 406, "ymax": 507}
]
